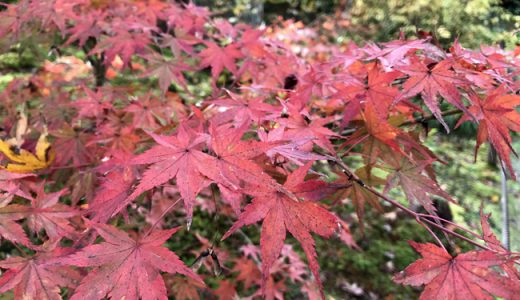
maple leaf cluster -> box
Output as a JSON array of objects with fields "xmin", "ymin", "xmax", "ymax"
[{"xmin": 0, "ymin": 0, "xmax": 519, "ymax": 299}]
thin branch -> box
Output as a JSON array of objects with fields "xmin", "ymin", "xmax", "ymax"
[
  {"xmin": 327, "ymin": 155, "xmax": 494, "ymax": 252},
  {"xmin": 340, "ymin": 108, "xmax": 464, "ymax": 136},
  {"xmin": 82, "ymin": 38, "xmax": 106, "ymax": 88},
  {"xmin": 400, "ymin": 109, "xmax": 462, "ymax": 127},
  {"xmin": 416, "ymin": 213, "xmax": 482, "ymax": 239}
]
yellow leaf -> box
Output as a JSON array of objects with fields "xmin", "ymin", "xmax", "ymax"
[{"xmin": 0, "ymin": 131, "xmax": 54, "ymax": 173}]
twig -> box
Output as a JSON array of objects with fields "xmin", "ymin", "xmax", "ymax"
[
  {"xmin": 82, "ymin": 38, "xmax": 106, "ymax": 88},
  {"xmin": 416, "ymin": 213, "xmax": 482, "ymax": 239},
  {"xmin": 340, "ymin": 109, "xmax": 463, "ymax": 136},
  {"xmin": 328, "ymin": 154, "xmax": 494, "ymax": 252},
  {"xmin": 400, "ymin": 109, "xmax": 462, "ymax": 127}
]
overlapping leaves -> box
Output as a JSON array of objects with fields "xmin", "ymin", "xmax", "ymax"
[{"xmin": 0, "ymin": 0, "xmax": 519, "ymax": 299}]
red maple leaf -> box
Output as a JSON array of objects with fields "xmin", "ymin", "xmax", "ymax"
[
  {"xmin": 65, "ymin": 223, "xmax": 203, "ymax": 300},
  {"xmin": 450, "ymin": 40, "xmax": 516, "ymax": 88},
  {"xmin": 0, "ymin": 184, "xmax": 77, "ymax": 245},
  {"xmin": 344, "ymin": 103, "xmax": 403, "ymax": 156},
  {"xmin": 124, "ymin": 93, "xmax": 176, "ymax": 130},
  {"xmin": 211, "ymin": 90, "xmax": 277, "ymax": 127},
  {"xmin": 257, "ymin": 125, "xmax": 326, "ymax": 167},
  {"xmin": 198, "ymin": 41, "xmax": 243, "ymax": 82},
  {"xmin": 394, "ymin": 241, "xmax": 520, "ymax": 300},
  {"xmin": 479, "ymin": 209, "xmax": 520, "ymax": 281},
  {"xmin": 25, "ymin": 185, "xmax": 78, "ymax": 242},
  {"xmin": 64, "ymin": 10, "xmax": 103, "ymax": 47},
  {"xmin": 91, "ymin": 30, "xmax": 151, "ymax": 68},
  {"xmin": 0, "ymin": 246, "xmax": 81, "ymax": 300},
  {"xmin": 168, "ymin": 276, "xmax": 205, "ymax": 300},
  {"xmin": 381, "ymin": 153, "xmax": 455, "ymax": 213},
  {"xmin": 239, "ymin": 28, "xmax": 269, "ymax": 59},
  {"xmin": 69, "ymin": 86, "xmax": 113, "ymax": 121},
  {"xmin": 88, "ymin": 113, "xmax": 140, "ymax": 155},
  {"xmin": 29, "ymin": 1, "xmax": 68, "ymax": 34},
  {"xmin": 0, "ymin": 170, "xmax": 33, "ymax": 205},
  {"xmin": 88, "ymin": 166, "xmax": 136, "ymax": 223},
  {"xmin": 456, "ymin": 85, "xmax": 520, "ymax": 179},
  {"xmin": 51, "ymin": 125, "xmax": 93, "ymax": 167},
  {"xmin": 294, "ymin": 65, "xmax": 336, "ymax": 100},
  {"xmin": 122, "ymin": 125, "xmax": 212, "ymax": 225},
  {"xmin": 364, "ymin": 39, "xmax": 435, "ymax": 69},
  {"xmin": 222, "ymin": 163, "xmax": 338, "ymax": 297},
  {"xmin": 201, "ymin": 123, "xmax": 278, "ymax": 192},
  {"xmin": 393, "ymin": 58, "xmax": 469, "ymax": 131},
  {"xmin": 171, "ymin": 2, "xmax": 210, "ymax": 34},
  {"xmin": 160, "ymin": 30, "xmax": 198, "ymax": 57},
  {"xmin": 143, "ymin": 54, "xmax": 190, "ymax": 95},
  {"xmin": 334, "ymin": 62, "xmax": 401, "ymax": 118},
  {"xmin": 247, "ymin": 275, "xmax": 286, "ymax": 300},
  {"xmin": 213, "ymin": 280, "xmax": 237, "ymax": 300},
  {"xmin": 0, "ymin": 202, "xmax": 31, "ymax": 246},
  {"xmin": 232, "ymin": 257, "xmax": 261, "ymax": 290},
  {"xmin": 278, "ymin": 101, "xmax": 337, "ymax": 154},
  {"xmin": 0, "ymin": 3, "xmax": 28, "ymax": 38}
]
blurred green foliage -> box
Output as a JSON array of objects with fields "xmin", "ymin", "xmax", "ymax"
[
  {"xmin": 204, "ymin": 0, "xmax": 519, "ymax": 48},
  {"xmin": 347, "ymin": 0, "xmax": 520, "ymax": 48},
  {"xmin": 425, "ymin": 132, "xmax": 520, "ymax": 252}
]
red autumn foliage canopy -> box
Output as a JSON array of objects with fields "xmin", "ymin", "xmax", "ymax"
[{"xmin": 0, "ymin": 0, "xmax": 519, "ymax": 299}]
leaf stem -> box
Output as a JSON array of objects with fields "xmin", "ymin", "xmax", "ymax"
[
  {"xmin": 144, "ymin": 197, "xmax": 182, "ymax": 237},
  {"xmin": 416, "ymin": 213, "xmax": 482, "ymax": 239}
]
